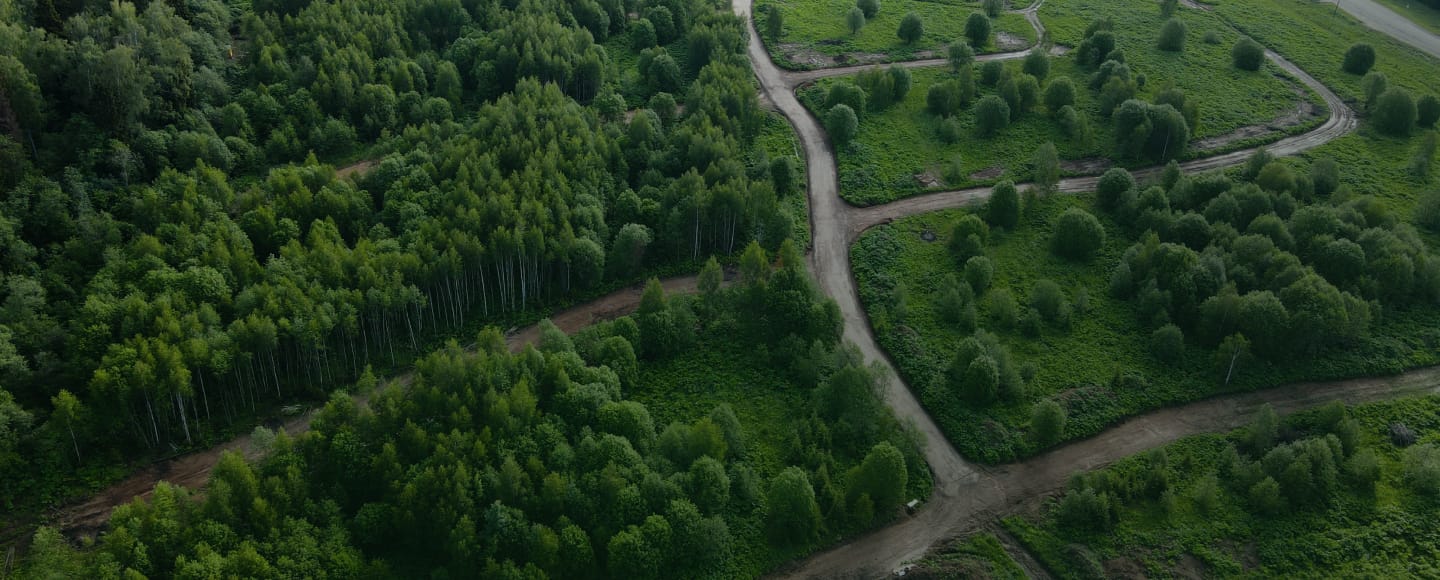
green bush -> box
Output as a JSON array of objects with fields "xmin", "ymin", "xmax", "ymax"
[
  {"xmin": 1150, "ymin": 324, "xmax": 1185, "ymax": 362},
  {"xmin": 1024, "ymin": 50, "xmax": 1050, "ymax": 80},
  {"xmin": 1157, "ymin": 18, "xmax": 1187, "ymax": 52},
  {"xmin": 1363, "ymin": 71, "xmax": 1389, "ymax": 110},
  {"xmin": 965, "ymin": 255, "xmax": 995, "ymax": 293},
  {"xmin": 857, "ymin": 0, "xmax": 879, "ymax": 18},
  {"xmin": 1342, "ymin": 43, "xmax": 1376, "ymax": 75},
  {"xmin": 898, "ymin": 13, "xmax": 924, "ymax": 44},
  {"xmin": 965, "ymin": 12, "xmax": 992, "ymax": 48},
  {"xmin": 986, "ymin": 181, "xmax": 1021, "ymax": 230},
  {"xmin": 826, "ymin": 104, "xmax": 859, "ymax": 146},
  {"xmin": 1373, "ymin": 88, "xmax": 1417, "ymax": 136},
  {"xmin": 983, "ymin": 0, "xmax": 1004, "ymax": 18},
  {"xmin": 937, "ymin": 116, "xmax": 963, "ymax": 144},
  {"xmin": 1418, "ymin": 95, "xmax": 1440, "ymax": 128},
  {"xmin": 1232, "ymin": 37, "xmax": 1264, "ymax": 71},
  {"xmin": 1096, "ymin": 168, "xmax": 1135, "ymax": 211},
  {"xmin": 1029, "ymin": 279, "xmax": 1071, "ymax": 324},
  {"xmin": 1051, "ymin": 208, "xmax": 1106, "ymax": 261},
  {"xmin": 974, "ymin": 95, "xmax": 1011, "ymax": 137},
  {"xmin": 1031, "ymin": 400, "xmax": 1067, "ymax": 446},
  {"xmin": 1249, "ymin": 476, "xmax": 1284, "ymax": 515},
  {"xmin": 847, "ymin": 6, "xmax": 866, "ymax": 34},
  {"xmin": 1044, "ymin": 77, "xmax": 1076, "ymax": 112},
  {"xmin": 1407, "ymin": 445, "xmax": 1440, "ymax": 496},
  {"xmin": 948, "ymin": 41, "xmax": 975, "ymax": 72}
]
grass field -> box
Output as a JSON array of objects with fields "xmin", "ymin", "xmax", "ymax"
[
  {"xmin": 851, "ymin": 190, "xmax": 1440, "ymax": 462},
  {"xmin": 755, "ymin": 0, "xmax": 1038, "ymax": 69},
  {"xmin": 1002, "ymin": 395, "xmax": 1440, "ymax": 578},
  {"xmin": 1213, "ymin": 0, "xmax": 1440, "ymax": 101},
  {"xmin": 803, "ymin": 49, "xmax": 1306, "ymax": 205},
  {"xmin": 914, "ymin": 532, "xmax": 1027, "ymax": 578}
]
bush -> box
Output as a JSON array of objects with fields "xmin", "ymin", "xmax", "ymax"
[
  {"xmin": 1033, "ymin": 142, "xmax": 1059, "ymax": 190},
  {"xmin": 1232, "ymin": 37, "xmax": 1264, "ymax": 71},
  {"xmin": 1044, "ymin": 77, "xmax": 1076, "ymax": 111},
  {"xmin": 937, "ymin": 116, "xmax": 963, "ymax": 144},
  {"xmin": 1151, "ymin": 324, "xmax": 1184, "ymax": 362},
  {"xmin": 898, "ymin": 13, "xmax": 924, "ymax": 44},
  {"xmin": 1419, "ymin": 95, "xmax": 1440, "ymax": 128},
  {"xmin": 948, "ymin": 41, "xmax": 975, "ymax": 72},
  {"xmin": 825, "ymin": 104, "xmax": 859, "ymax": 146},
  {"xmin": 1373, "ymin": 88, "xmax": 1417, "ymax": 136},
  {"xmin": 965, "ymin": 255, "xmax": 994, "ymax": 293},
  {"xmin": 949, "ymin": 215, "xmax": 990, "ymax": 262},
  {"xmin": 1096, "ymin": 168, "xmax": 1135, "ymax": 211},
  {"xmin": 990, "ymin": 289, "xmax": 1018, "ymax": 329},
  {"xmin": 1158, "ymin": 19, "xmax": 1187, "ymax": 52},
  {"xmin": 1024, "ymin": 50, "xmax": 1050, "ymax": 80},
  {"xmin": 927, "ymin": 80, "xmax": 965, "ymax": 116},
  {"xmin": 1362, "ymin": 71, "xmax": 1389, "ymax": 110},
  {"xmin": 857, "ymin": 0, "xmax": 879, "ymax": 18},
  {"xmin": 1403, "ymin": 445, "xmax": 1440, "ymax": 496},
  {"xmin": 1342, "ymin": 43, "xmax": 1376, "ymax": 75},
  {"xmin": 1031, "ymin": 400, "xmax": 1067, "ymax": 446},
  {"xmin": 632, "ymin": 18, "xmax": 657, "ymax": 49},
  {"xmin": 1029, "ymin": 279, "xmax": 1070, "ymax": 323},
  {"xmin": 847, "ymin": 6, "xmax": 866, "ymax": 34},
  {"xmin": 986, "ymin": 181, "xmax": 1020, "ymax": 230},
  {"xmin": 983, "ymin": 0, "xmax": 1004, "ymax": 18},
  {"xmin": 1203, "ymin": 30, "xmax": 1220, "ymax": 44},
  {"xmin": 826, "ymin": 83, "xmax": 868, "ymax": 117},
  {"xmin": 974, "ymin": 95, "xmax": 1011, "ymax": 137},
  {"xmin": 1249, "ymin": 476, "xmax": 1284, "ymax": 515},
  {"xmin": 980, "ymin": 60, "xmax": 1005, "ymax": 86},
  {"xmin": 965, "ymin": 12, "xmax": 992, "ymax": 48},
  {"xmin": 1051, "ymin": 208, "xmax": 1106, "ymax": 260},
  {"xmin": 1417, "ymin": 190, "xmax": 1440, "ymax": 232},
  {"xmin": 766, "ymin": 5, "xmax": 784, "ymax": 41}
]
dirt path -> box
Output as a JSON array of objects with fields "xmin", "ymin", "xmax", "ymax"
[
  {"xmin": 49, "ymin": 274, "xmax": 700, "ymax": 540},
  {"xmin": 734, "ymin": 0, "xmax": 1395, "ymax": 575},
  {"xmin": 1338, "ymin": 0, "xmax": 1440, "ymax": 58}
]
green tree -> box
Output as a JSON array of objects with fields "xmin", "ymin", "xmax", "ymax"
[
  {"xmin": 1151, "ymin": 324, "xmax": 1184, "ymax": 362},
  {"xmin": 1232, "ymin": 37, "xmax": 1264, "ymax": 71},
  {"xmin": 949, "ymin": 214, "xmax": 990, "ymax": 262},
  {"xmin": 1374, "ymin": 88, "xmax": 1417, "ymax": 136},
  {"xmin": 1051, "ymin": 208, "xmax": 1106, "ymax": 260},
  {"xmin": 848, "ymin": 6, "xmax": 867, "ymax": 34},
  {"xmin": 965, "ymin": 12, "xmax": 992, "ymax": 48},
  {"xmin": 51, "ymin": 389, "xmax": 84, "ymax": 463},
  {"xmin": 983, "ymin": 0, "xmax": 1005, "ymax": 17},
  {"xmin": 609, "ymin": 223, "xmax": 653, "ymax": 279},
  {"xmin": 986, "ymin": 181, "xmax": 1021, "ymax": 229},
  {"xmin": 1029, "ymin": 279, "xmax": 1070, "ymax": 323},
  {"xmin": 826, "ymin": 104, "xmax": 859, "ymax": 147},
  {"xmin": 1362, "ymin": 71, "xmax": 1389, "ymax": 110},
  {"xmin": 1044, "ymin": 77, "xmax": 1075, "ymax": 112},
  {"xmin": 689, "ymin": 456, "xmax": 731, "ymax": 514},
  {"xmin": 975, "ymin": 95, "xmax": 1011, "ymax": 136},
  {"xmin": 1033, "ymin": 142, "xmax": 1060, "ymax": 191},
  {"xmin": 965, "ymin": 256, "xmax": 995, "ymax": 293},
  {"xmin": 767, "ymin": 467, "xmax": 821, "ymax": 545},
  {"xmin": 1161, "ymin": 0, "xmax": 1178, "ymax": 17},
  {"xmin": 1405, "ymin": 445, "xmax": 1440, "ymax": 496},
  {"xmin": 1342, "ymin": 43, "xmax": 1376, "ymax": 75},
  {"xmin": 1249, "ymin": 476, "xmax": 1284, "ymax": 515},
  {"xmin": 948, "ymin": 41, "xmax": 976, "ymax": 72},
  {"xmin": 633, "ymin": 18, "xmax": 658, "ymax": 49},
  {"xmin": 858, "ymin": 0, "xmax": 880, "ymax": 18},
  {"xmin": 1419, "ymin": 95, "xmax": 1440, "ymax": 128},
  {"xmin": 1158, "ymin": 18, "xmax": 1187, "ymax": 52},
  {"xmin": 767, "ymin": 5, "xmax": 784, "ymax": 41},
  {"xmin": 850, "ymin": 442, "xmax": 908, "ymax": 513},
  {"xmin": 1249, "ymin": 403, "xmax": 1279, "ymax": 452},
  {"xmin": 898, "ymin": 13, "xmax": 924, "ymax": 44},
  {"xmin": 1031, "ymin": 399, "xmax": 1067, "ymax": 446}
]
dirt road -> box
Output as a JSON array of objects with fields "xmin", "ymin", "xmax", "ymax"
[
  {"xmin": 50, "ymin": 275, "xmax": 700, "ymax": 539},
  {"xmin": 734, "ymin": 0, "xmax": 1414, "ymax": 575},
  {"xmin": 1338, "ymin": 0, "xmax": 1440, "ymax": 58}
]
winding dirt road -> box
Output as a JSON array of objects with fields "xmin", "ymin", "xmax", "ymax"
[{"xmin": 736, "ymin": 0, "xmax": 1429, "ymax": 576}]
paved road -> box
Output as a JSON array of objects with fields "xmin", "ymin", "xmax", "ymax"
[{"xmin": 1338, "ymin": 0, "xmax": 1440, "ymax": 58}]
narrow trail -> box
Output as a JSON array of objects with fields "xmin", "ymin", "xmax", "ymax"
[
  {"xmin": 49, "ymin": 275, "xmax": 700, "ymax": 540},
  {"xmin": 737, "ymin": 0, "xmax": 1425, "ymax": 577},
  {"xmin": 1338, "ymin": 0, "xmax": 1440, "ymax": 59}
]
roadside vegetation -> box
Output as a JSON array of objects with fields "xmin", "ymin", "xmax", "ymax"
[
  {"xmin": 755, "ymin": 0, "xmax": 1037, "ymax": 69},
  {"xmin": 853, "ymin": 155, "xmax": 1440, "ymax": 462},
  {"xmin": 1000, "ymin": 396, "xmax": 1440, "ymax": 578}
]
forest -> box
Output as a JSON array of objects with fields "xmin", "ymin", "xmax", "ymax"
[{"xmin": 0, "ymin": 0, "xmax": 808, "ymax": 532}]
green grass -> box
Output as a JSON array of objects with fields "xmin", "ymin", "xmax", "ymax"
[
  {"xmin": 755, "ymin": 0, "xmax": 1038, "ymax": 69},
  {"xmin": 913, "ymin": 532, "xmax": 1029, "ymax": 578},
  {"xmin": 1213, "ymin": 0, "xmax": 1440, "ymax": 102},
  {"xmin": 1002, "ymin": 395, "xmax": 1440, "ymax": 578},
  {"xmin": 851, "ymin": 191, "xmax": 1440, "ymax": 463},
  {"xmin": 755, "ymin": 112, "xmax": 813, "ymax": 248},
  {"xmin": 805, "ymin": 49, "xmax": 1306, "ymax": 205},
  {"xmin": 1298, "ymin": 129, "xmax": 1440, "ymax": 217},
  {"xmin": 1370, "ymin": 0, "xmax": 1440, "ymax": 36}
]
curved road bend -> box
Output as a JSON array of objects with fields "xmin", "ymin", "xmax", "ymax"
[{"xmin": 734, "ymin": 0, "xmax": 1431, "ymax": 576}]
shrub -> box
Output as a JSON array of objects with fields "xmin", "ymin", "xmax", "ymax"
[
  {"xmin": 986, "ymin": 181, "xmax": 1020, "ymax": 230},
  {"xmin": 847, "ymin": 6, "xmax": 866, "ymax": 34},
  {"xmin": 1032, "ymin": 142, "xmax": 1059, "ymax": 190},
  {"xmin": 1417, "ymin": 190, "xmax": 1440, "ymax": 232},
  {"xmin": 1249, "ymin": 476, "xmax": 1284, "ymax": 515},
  {"xmin": 1044, "ymin": 77, "xmax": 1076, "ymax": 111},
  {"xmin": 1374, "ymin": 88, "xmax": 1417, "ymax": 136},
  {"xmin": 980, "ymin": 60, "xmax": 1005, "ymax": 86},
  {"xmin": 942, "ymin": 154, "xmax": 966, "ymax": 185},
  {"xmin": 1151, "ymin": 324, "xmax": 1184, "ymax": 362},
  {"xmin": 990, "ymin": 289, "xmax": 1018, "ymax": 329},
  {"xmin": 1016, "ymin": 74, "xmax": 1040, "ymax": 116},
  {"xmin": 1158, "ymin": 18, "xmax": 1187, "ymax": 52},
  {"xmin": 825, "ymin": 104, "xmax": 859, "ymax": 146},
  {"xmin": 1362, "ymin": 71, "xmax": 1389, "ymax": 110},
  {"xmin": 1342, "ymin": 43, "xmax": 1376, "ymax": 75},
  {"xmin": 1419, "ymin": 95, "xmax": 1440, "ymax": 128},
  {"xmin": 826, "ymin": 83, "xmax": 868, "ymax": 117},
  {"xmin": 1024, "ymin": 50, "xmax": 1050, "ymax": 80},
  {"xmin": 766, "ymin": 5, "xmax": 784, "ymax": 41},
  {"xmin": 983, "ymin": 0, "xmax": 1004, "ymax": 18},
  {"xmin": 1202, "ymin": 30, "xmax": 1220, "ymax": 44},
  {"xmin": 948, "ymin": 41, "xmax": 975, "ymax": 72},
  {"xmin": 1031, "ymin": 400, "xmax": 1067, "ymax": 446},
  {"xmin": 1311, "ymin": 157, "xmax": 1340, "ymax": 196},
  {"xmin": 898, "ymin": 12, "xmax": 924, "ymax": 44},
  {"xmin": 857, "ymin": 0, "xmax": 879, "ymax": 18},
  {"xmin": 1404, "ymin": 445, "xmax": 1440, "ymax": 496},
  {"xmin": 965, "ymin": 255, "xmax": 995, "ymax": 293},
  {"xmin": 937, "ymin": 116, "xmax": 963, "ymax": 144},
  {"xmin": 1051, "ymin": 208, "xmax": 1106, "ymax": 260},
  {"xmin": 949, "ymin": 215, "xmax": 990, "ymax": 262},
  {"xmin": 1161, "ymin": 0, "xmax": 1178, "ymax": 17},
  {"xmin": 1096, "ymin": 168, "xmax": 1135, "ymax": 211},
  {"xmin": 1029, "ymin": 279, "xmax": 1070, "ymax": 323},
  {"xmin": 1232, "ymin": 37, "xmax": 1264, "ymax": 71},
  {"xmin": 974, "ymin": 95, "xmax": 1011, "ymax": 137},
  {"xmin": 632, "ymin": 18, "xmax": 657, "ymax": 49},
  {"xmin": 965, "ymin": 12, "xmax": 991, "ymax": 48},
  {"xmin": 927, "ymin": 80, "xmax": 965, "ymax": 116}
]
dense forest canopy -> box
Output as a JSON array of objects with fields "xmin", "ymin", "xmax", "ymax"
[{"xmin": 0, "ymin": 0, "xmax": 804, "ymax": 517}]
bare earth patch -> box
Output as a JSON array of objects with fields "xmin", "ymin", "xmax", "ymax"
[
  {"xmin": 1173, "ymin": 553, "xmax": 1208, "ymax": 579},
  {"xmin": 916, "ymin": 169, "xmax": 944, "ymax": 188},
  {"xmin": 996, "ymin": 32, "xmax": 1030, "ymax": 51},
  {"xmin": 1049, "ymin": 44, "xmax": 1072, "ymax": 56},
  {"xmin": 780, "ymin": 43, "xmax": 832, "ymax": 68},
  {"xmin": 970, "ymin": 166, "xmax": 1006, "ymax": 180}
]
